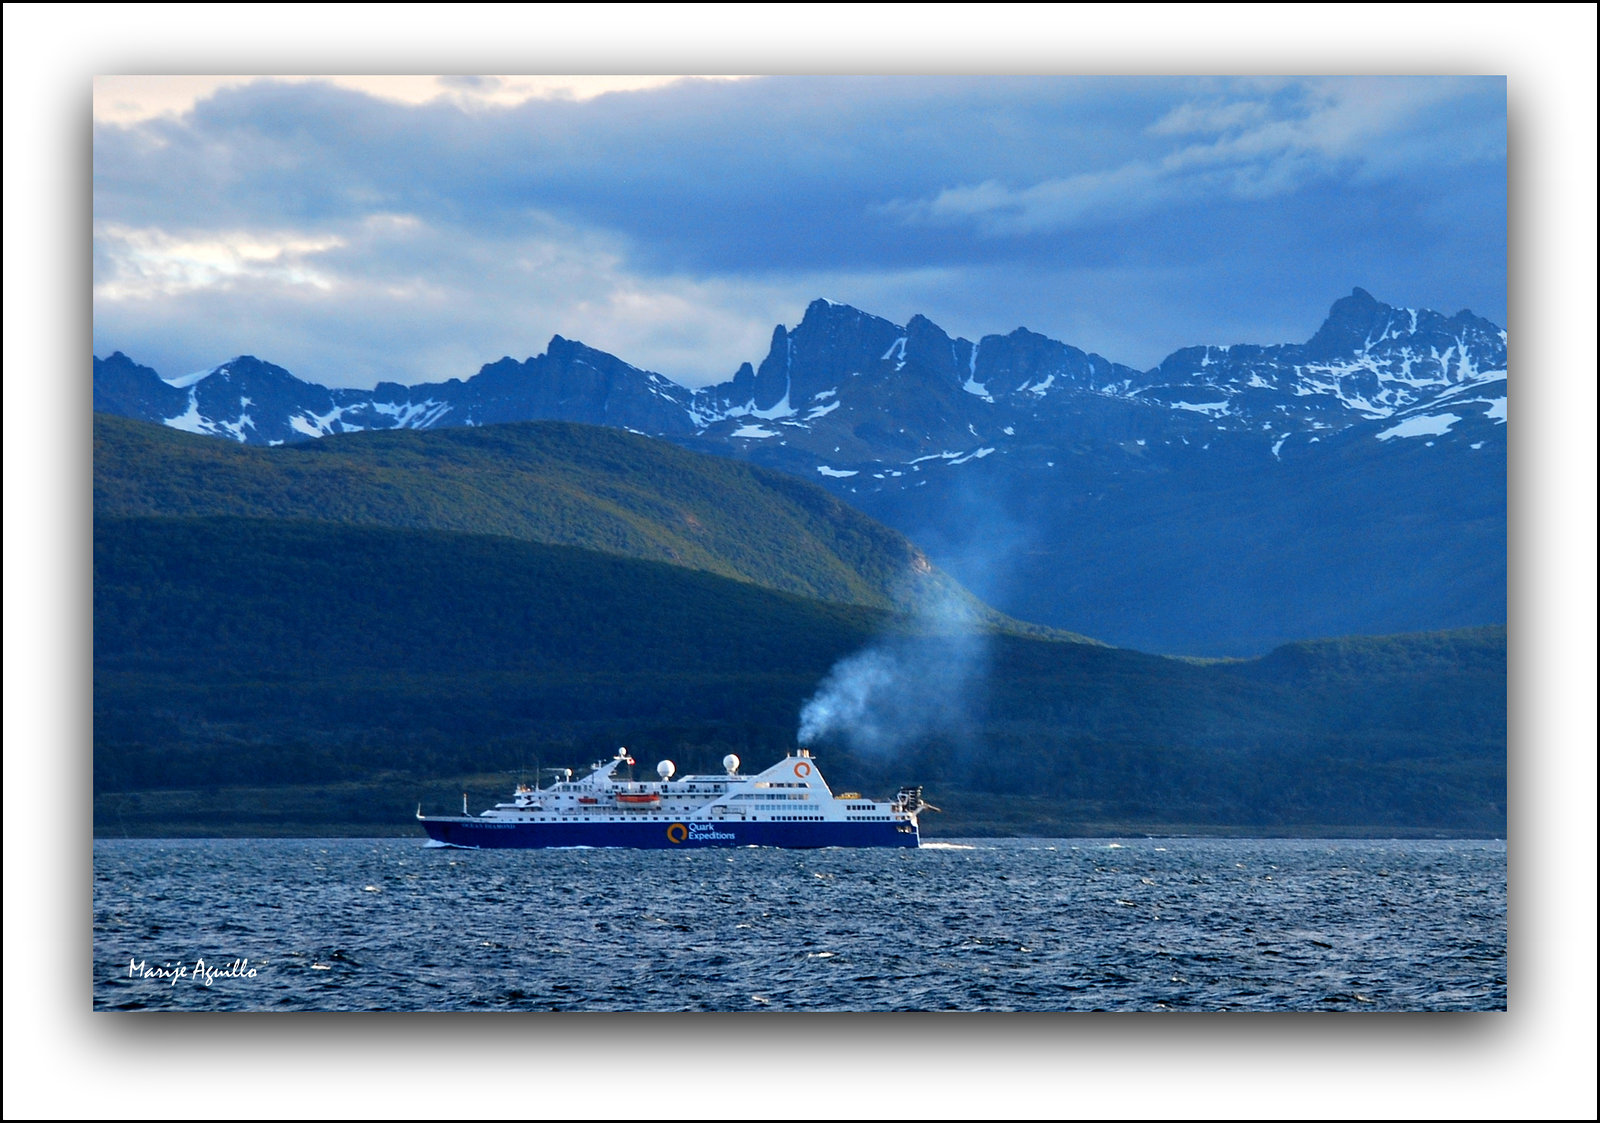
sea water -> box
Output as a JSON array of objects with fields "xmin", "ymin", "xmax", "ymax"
[{"xmin": 92, "ymin": 836, "xmax": 1505, "ymax": 1012}]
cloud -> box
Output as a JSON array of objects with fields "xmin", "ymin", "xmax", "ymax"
[
  {"xmin": 94, "ymin": 223, "xmax": 348, "ymax": 298},
  {"xmin": 1147, "ymin": 97, "xmax": 1272, "ymax": 137},
  {"xmin": 884, "ymin": 78, "xmax": 1505, "ymax": 238},
  {"xmin": 93, "ymin": 202, "xmax": 908, "ymax": 387},
  {"xmin": 92, "ymin": 75, "xmax": 1506, "ymax": 383},
  {"xmin": 92, "ymin": 75, "xmax": 752, "ymax": 125},
  {"xmin": 94, "ymin": 77, "xmax": 1164, "ymax": 269}
]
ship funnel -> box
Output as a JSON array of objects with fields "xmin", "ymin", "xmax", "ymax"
[
  {"xmin": 657, "ymin": 760, "xmax": 676, "ymax": 781},
  {"xmin": 722, "ymin": 754, "xmax": 740, "ymax": 776}
]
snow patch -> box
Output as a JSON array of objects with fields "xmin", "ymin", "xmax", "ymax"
[
  {"xmin": 371, "ymin": 398, "xmax": 452, "ymax": 428},
  {"xmin": 163, "ymin": 368, "xmax": 216, "ymax": 389},
  {"xmin": 1375, "ymin": 413, "xmax": 1461, "ymax": 441},
  {"xmin": 1171, "ymin": 400, "xmax": 1231, "ymax": 417},
  {"xmin": 948, "ymin": 447, "xmax": 995, "ymax": 466},
  {"xmin": 906, "ymin": 450, "xmax": 963, "ymax": 466},
  {"xmin": 216, "ymin": 413, "xmax": 256, "ymax": 442},
  {"xmin": 962, "ymin": 340, "xmax": 991, "ymax": 400},
  {"xmin": 162, "ymin": 389, "xmax": 210, "ymax": 435},
  {"xmin": 816, "ymin": 466, "xmax": 858, "ymax": 478},
  {"xmin": 719, "ymin": 395, "xmax": 798, "ymax": 423},
  {"xmin": 882, "ymin": 337, "xmax": 908, "ymax": 370},
  {"xmin": 750, "ymin": 393, "xmax": 796, "ymax": 420}
]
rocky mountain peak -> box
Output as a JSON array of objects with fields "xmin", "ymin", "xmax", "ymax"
[
  {"xmin": 1304, "ymin": 287, "xmax": 1399, "ymax": 360},
  {"xmin": 92, "ymin": 288, "xmax": 1505, "ymax": 655}
]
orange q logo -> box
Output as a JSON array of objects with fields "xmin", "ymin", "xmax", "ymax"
[
  {"xmin": 666, "ymin": 823, "xmax": 688, "ymax": 844},
  {"xmin": 794, "ymin": 761, "xmax": 812, "ymax": 778}
]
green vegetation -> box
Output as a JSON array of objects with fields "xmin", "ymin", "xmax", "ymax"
[
  {"xmin": 94, "ymin": 516, "xmax": 1503, "ymax": 837},
  {"xmin": 93, "ymin": 412, "xmax": 1017, "ymax": 620},
  {"xmin": 92, "ymin": 414, "xmax": 1505, "ymax": 838},
  {"xmin": 96, "ymin": 516, "xmax": 881, "ymax": 678}
]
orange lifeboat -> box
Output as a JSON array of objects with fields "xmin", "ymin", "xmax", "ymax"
[{"xmin": 616, "ymin": 793, "xmax": 661, "ymax": 807}]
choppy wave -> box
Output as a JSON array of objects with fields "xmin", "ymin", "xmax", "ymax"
[{"xmin": 93, "ymin": 836, "xmax": 1506, "ymax": 1012}]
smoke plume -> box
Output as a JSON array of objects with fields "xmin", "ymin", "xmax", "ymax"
[{"xmin": 797, "ymin": 579, "xmax": 990, "ymax": 759}]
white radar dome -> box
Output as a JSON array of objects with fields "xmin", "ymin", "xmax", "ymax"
[
  {"xmin": 657, "ymin": 760, "xmax": 676, "ymax": 780},
  {"xmin": 722, "ymin": 754, "xmax": 740, "ymax": 775}
]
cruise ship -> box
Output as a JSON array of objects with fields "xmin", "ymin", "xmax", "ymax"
[{"xmin": 417, "ymin": 748, "xmax": 930, "ymax": 849}]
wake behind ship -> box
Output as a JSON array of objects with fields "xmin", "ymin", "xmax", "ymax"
[{"xmin": 417, "ymin": 748, "xmax": 931, "ymax": 849}]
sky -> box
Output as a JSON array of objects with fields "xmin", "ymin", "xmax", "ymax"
[{"xmin": 92, "ymin": 72, "xmax": 1508, "ymax": 389}]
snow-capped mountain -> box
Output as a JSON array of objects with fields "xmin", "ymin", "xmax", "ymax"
[
  {"xmin": 94, "ymin": 288, "xmax": 1506, "ymax": 468},
  {"xmin": 674, "ymin": 287, "xmax": 1505, "ymax": 482},
  {"xmin": 93, "ymin": 338, "xmax": 696, "ymax": 448},
  {"xmin": 1138, "ymin": 287, "xmax": 1506, "ymax": 424},
  {"xmin": 93, "ymin": 289, "xmax": 1506, "ymax": 655}
]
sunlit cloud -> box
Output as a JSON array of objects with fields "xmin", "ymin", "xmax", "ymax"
[
  {"xmin": 93, "ymin": 75, "xmax": 753, "ymax": 125},
  {"xmin": 94, "ymin": 224, "xmax": 347, "ymax": 297}
]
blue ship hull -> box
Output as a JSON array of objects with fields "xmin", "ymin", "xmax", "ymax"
[{"xmin": 420, "ymin": 816, "xmax": 919, "ymax": 849}]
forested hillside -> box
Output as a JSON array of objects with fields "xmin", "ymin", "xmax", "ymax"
[{"xmin": 94, "ymin": 516, "xmax": 1505, "ymax": 837}]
